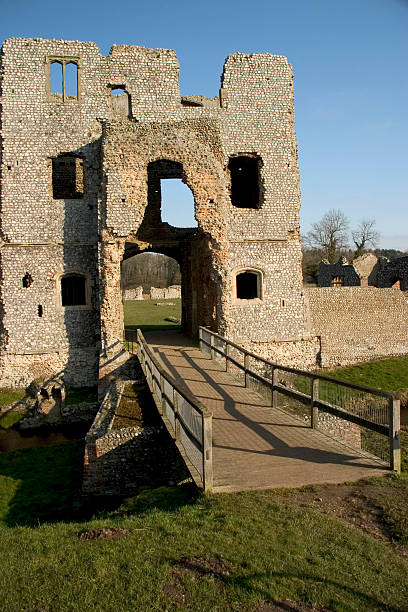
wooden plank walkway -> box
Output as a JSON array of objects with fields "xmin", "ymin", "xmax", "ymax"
[{"xmin": 145, "ymin": 330, "xmax": 388, "ymax": 492}]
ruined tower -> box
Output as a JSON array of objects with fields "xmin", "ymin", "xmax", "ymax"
[{"xmin": 0, "ymin": 38, "xmax": 316, "ymax": 388}]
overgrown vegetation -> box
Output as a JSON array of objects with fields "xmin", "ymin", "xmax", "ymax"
[
  {"xmin": 1, "ymin": 441, "xmax": 408, "ymax": 610},
  {"xmin": 0, "ymin": 409, "xmax": 29, "ymax": 430},
  {"xmin": 124, "ymin": 297, "xmax": 181, "ymax": 332}
]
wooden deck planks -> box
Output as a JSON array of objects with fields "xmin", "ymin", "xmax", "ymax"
[{"xmin": 145, "ymin": 330, "xmax": 388, "ymax": 492}]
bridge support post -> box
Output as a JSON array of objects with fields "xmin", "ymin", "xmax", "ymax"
[
  {"xmin": 225, "ymin": 342, "xmax": 230, "ymax": 372},
  {"xmin": 210, "ymin": 334, "xmax": 215, "ymax": 360},
  {"xmin": 311, "ymin": 378, "xmax": 319, "ymax": 429},
  {"xmin": 202, "ymin": 413, "xmax": 213, "ymax": 492},
  {"xmin": 389, "ymin": 397, "xmax": 401, "ymax": 473},
  {"xmin": 199, "ymin": 327, "xmax": 203, "ymax": 353},
  {"xmin": 272, "ymin": 367, "xmax": 278, "ymax": 409},
  {"xmin": 173, "ymin": 389, "xmax": 180, "ymax": 441},
  {"xmin": 244, "ymin": 353, "xmax": 249, "ymax": 388}
]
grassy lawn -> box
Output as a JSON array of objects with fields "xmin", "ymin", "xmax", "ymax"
[
  {"xmin": 124, "ymin": 298, "xmax": 181, "ymax": 332},
  {"xmin": 326, "ymin": 356, "xmax": 408, "ymax": 394},
  {"xmin": 1, "ymin": 441, "xmax": 408, "ymax": 611}
]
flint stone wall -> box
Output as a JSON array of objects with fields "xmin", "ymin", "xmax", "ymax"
[{"xmin": 307, "ymin": 287, "xmax": 408, "ymax": 367}]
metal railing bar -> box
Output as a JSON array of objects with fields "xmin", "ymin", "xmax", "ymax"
[{"xmin": 274, "ymin": 384, "xmax": 311, "ymax": 406}]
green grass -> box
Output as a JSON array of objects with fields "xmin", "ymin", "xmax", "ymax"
[
  {"xmin": 1, "ymin": 442, "xmax": 408, "ymax": 611},
  {"xmin": 326, "ymin": 356, "xmax": 408, "ymax": 394},
  {"xmin": 0, "ymin": 409, "xmax": 29, "ymax": 429},
  {"xmin": 0, "ymin": 388, "xmax": 26, "ymax": 410},
  {"xmin": 124, "ymin": 298, "xmax": 181, "ymax": 332},
  {"xmin": 65, "ymin": 386, "xmax": 97, "ymax": 406}
]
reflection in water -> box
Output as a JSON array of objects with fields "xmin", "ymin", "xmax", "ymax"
[{"xmin": 0, "ymin": 423, "xmax": 90, "ymax": 452}]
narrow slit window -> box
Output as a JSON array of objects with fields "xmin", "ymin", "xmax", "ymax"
[
  {"xmin": 229, "ymin": 156, "xmax": 261, "ymax": 209},
  {"xmin": 61, "ymin": 275, "xmax": 86, "ymax": 306},
  {"xmin": 22, "ymin": 273, "xmax": 33, "ymax": 288},
  {"xmin": 236, "ymin": 271, "xmax": 261, "ymax": 300}
]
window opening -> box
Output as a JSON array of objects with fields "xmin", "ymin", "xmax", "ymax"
[
  {"xmin": 236, "ymin": 271, "xmax": 260, "ymax": 300},
  {"xmin": 229, "ymin": 156, "xmax": 260, "ymax": 209},
  {"xmin": 52, "ymin": 155, "xmax": 84, "ymax": 199},
  {"xmin": 110, "ymin": 87, "xmax": 132, "ymax": 118},
  {"xmin": 147, "ymin": 160, "xmax": 197, "ymax": 229},
  {"xmin": 331, "ymin": 276, "xmax": 344, "ymax": 287},
  {"xmin": 61, "ymin": 275, "xmax": 86, "ymax": 306},
  {"xmin": 48, "ymin": 58, "xmax": 79, "ymax": 101},
  {"xmin": 50, "ymin": 61, "xmax": 63, "ymax": 95},
  {"xmin": 64, "ymin": 62, "xmax": 78, "ymax": 99},
  {"xmin": 22, "ymin": 273, "xmax": 33, "ymax": 288},
  {"xmin": 38, "ymin": 305, "xmax": 43, "ymax": 317},
  {"xmin": 161, "ymin": 179, "xmax": 197, "ymax": 228}
]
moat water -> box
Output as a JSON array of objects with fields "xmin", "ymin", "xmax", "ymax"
[{"xmin": 0, "ymin": 423, "xmax": 90, "ymax": 452}]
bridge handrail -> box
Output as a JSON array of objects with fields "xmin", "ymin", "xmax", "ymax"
[
  {"xmin": 137, "ymin": 329, "xmax": 213, "ymax": 491},
  {"xmin": 199, "ymin": 326, "xmax": 400, "ymax": 472}
]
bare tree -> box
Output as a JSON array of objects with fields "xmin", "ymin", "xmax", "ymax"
[
  {"xmin": 352, "ymin": 219, "xmax": 380, "ymax": 259},
  {"xmin": 304, "ymin": 209, "xmax": 349, "ymax": 263}
]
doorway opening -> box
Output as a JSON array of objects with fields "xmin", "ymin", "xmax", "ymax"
[{"xmin": 121, "ymin": 251, "xmax": 182, "ymax": 336}]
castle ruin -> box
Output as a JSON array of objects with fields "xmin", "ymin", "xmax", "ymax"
[{"xmin": 1, "ymin": 38, "xmax": 407, "ymax": 389}]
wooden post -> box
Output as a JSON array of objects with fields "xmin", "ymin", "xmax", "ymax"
[
  {"xmin": 159, "ymin": 373, "xmax": 165, "ymax": 416},
  {"xmin": 389, "ymin": 397, "xmax": 401, "ymax": 473},
  {"xmin": 173, "ymin": 388, "xmax": 180, "ymax": 441},
  {"xmin": 225, "ymin": 342, "xmax": 230, "ymax": 373},
  {"xmin": 202, "ymin": 413, "xmax": 213, "ymax": 492},
  {"xmin": 210, "ymin": 333, "xmax": 215, "ymax": 360},
  {"xmin": 311, "ymin": 377, "xmax": 319, "ymax": 429},
  {"xmin": 272, "ymin": 367, "xmax": 278, "ymax": 409},
  {"xmin": 199, "ymin": 327, "xmax": 203, "ymax": 352},
  {"xmin": 244, "ymin": 353, "xmax": 249, "ymax": 388}
]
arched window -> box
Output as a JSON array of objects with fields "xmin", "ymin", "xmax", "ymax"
[
  {"xmin": 235, "ymin": 270, "xmax": 262, "ymax": 300},
  {"xmin": 229, "ymin": 155, "xmax": 261, "ymax": 209},
  {"xmin": 61, "ymin": 274, "xmax": 86, "ymax": 306}
]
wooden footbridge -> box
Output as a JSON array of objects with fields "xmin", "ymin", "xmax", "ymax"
[{"xmin": 132, "ymin": 328, "xmax": 400, "ymax": 492}]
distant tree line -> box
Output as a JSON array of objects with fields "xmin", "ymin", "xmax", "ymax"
[{"xmin": 302, "ymin": 209, "xmax": 406, "ymax": 284}]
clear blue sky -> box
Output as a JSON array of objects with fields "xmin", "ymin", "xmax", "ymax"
[{"xmin": 1, "ymin": 0, "xmax": 407, "ymax": 249}]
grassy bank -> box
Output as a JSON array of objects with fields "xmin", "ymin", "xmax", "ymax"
[
  {"xmin": 326, "ymin": 355, "xmax": 408, "ymax": 394},
  {"xmin": 1, "ymin": 441, "xmax": 408, "ymax": 611}
]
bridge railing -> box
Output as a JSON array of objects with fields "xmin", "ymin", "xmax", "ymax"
[
  {"xmin": 199, "ymin": 326, "xmax": 400, "ymax": 472},
  {"xmin": 137, "ymin": 329, "xmax": 213, "ymax": 491}
]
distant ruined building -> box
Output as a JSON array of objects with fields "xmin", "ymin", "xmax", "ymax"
[
  {"xmin": 1, "ymin": 38, "xmax": 408, "ymax": 388},
  {"xmin": 318, "ymin": 253, "xmax": 408, "ymax": 290}
]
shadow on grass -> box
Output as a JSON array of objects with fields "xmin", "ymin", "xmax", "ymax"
[{"xmin": 0, "ymin": 440, "xmax": 85, "ymax": 527}]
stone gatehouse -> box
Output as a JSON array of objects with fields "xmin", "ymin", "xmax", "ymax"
[
  {"xmin": 0, "ymin": 37, "xmax": 315, "ymax": 388},
  {"xmin": 1, "ymin": 38, "xmax": 407, "ymax": 389}
]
